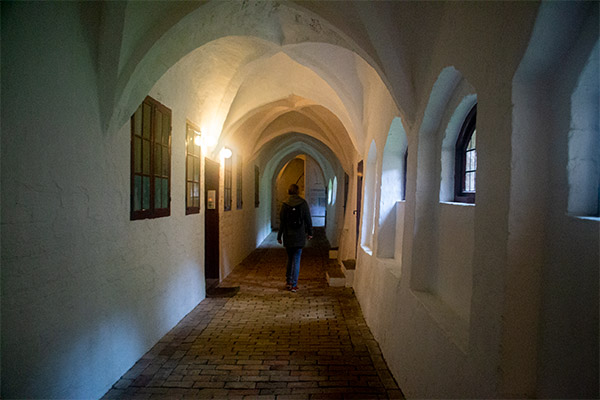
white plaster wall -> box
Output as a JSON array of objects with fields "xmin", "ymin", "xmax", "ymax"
[
  {"xmin": 353, "ymin": 3, "xmax": 546, "ymax": 398},
  {"xmin": 219, "ymin": 158, "xmax": 266, "ymax": 280},
  {"xmin": 1, "ymin": 3, "xmax": 204, "ymax": 398},
  {"xmin": 435, "ymin": 204, "xmax": 474, "ymax": 323},
  {"xmin": 533, "ymin": 10, "xmax": 599, "ymax": 397},
  {"xmin": 325, "ymin": 169, "xmax": 346, "ymax": 249},
  {"xmin": 393, "ymin": 202, "xmax": 406, "ymax": 264}
]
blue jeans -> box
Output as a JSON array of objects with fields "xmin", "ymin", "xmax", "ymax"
[{"xmin": 285, "ymin": 247, "xmax": 302, "ymax": 287}]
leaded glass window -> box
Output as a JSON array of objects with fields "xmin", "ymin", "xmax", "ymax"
[
  {"xmin": 454, "ymin": 105, "xmax": 477, "ymax": 203},
  {"xmin": 131, "ymin": 96, "xmax": 171, "ymax": 220},
  {"xmin": 186, "ymin": 122, "xmax": 201, "ymax": 215},
  {"xmin": 236, "ymin": 155, "xmax": 243, "ymax": 210},
  {"xmin": 224, "ymin": 153, "xmax": 232, "ymax": 211}
]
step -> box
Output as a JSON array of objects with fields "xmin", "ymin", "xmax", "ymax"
[
  {"xmin": 326, "ymin": 261, "xmax": 345, "ymax": 287},
  {"xmin": 341, "ymin": 259, "xmax": 356, "ymax": 287}
]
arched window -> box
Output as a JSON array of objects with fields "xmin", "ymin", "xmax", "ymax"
[
  {"xmin": 332, "ymin": 176, "xmax": 338, "ymax": 205},
  {"xmin": 454, "ymin": 105, "xmax": 477, "ymax": 203},
  {"xmin": 378, "ymin": 117, "xmax": 407, "ymax": 259}
]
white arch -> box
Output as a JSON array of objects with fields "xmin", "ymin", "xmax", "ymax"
[{"xmin": 103, "ymin": 1, "xmax": 403, "ymax": 152}]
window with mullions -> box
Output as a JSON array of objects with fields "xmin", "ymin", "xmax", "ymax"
[
  {"xmin": 454, "ymin": 105, "xmax": 477, "ymax": 203},
  {"xmin": 131, "ymin": 96, "xmax": 171, "ymax": 220},
  {"xmin": 236, "ymin": 155, "xmax": 243, "ymax": 210},
  {"xmin": 185, "ymin": 123, "xmax": 201, "ymax": 215},
  {"xmin": 224, "ymin": 153, "xmax": 232, "ymax": 211}
]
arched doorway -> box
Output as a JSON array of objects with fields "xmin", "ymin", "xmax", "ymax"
[{"xmin": 273, "ymin": 154, "xmax": 327, "ymax": 230}]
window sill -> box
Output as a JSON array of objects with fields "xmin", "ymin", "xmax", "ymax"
[
  {"xmin": 440, "ymin": 201, "xmax": 475, "ymax": 207},
  {"xmin": 377, "ymin": 257, "xmax": 402, "ymax": 280},
  {"xmin": 568, "ymin": 215, "xmax": 600, "ymax": 222},
  {"xmin": 360, "ymin": 245, "xmax": 373, "ymax": 256}
]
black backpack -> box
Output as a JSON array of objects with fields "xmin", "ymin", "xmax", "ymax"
[{"xmin": 288, "ymin": 204, "xmax": 303, "ymax": 229}]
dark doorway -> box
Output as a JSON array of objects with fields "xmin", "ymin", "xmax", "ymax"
[
  {"xmin": 355, "ymin": 160, "xmax": 363, "ymax": 258},
  {"xmin": 205, "ymin": 158, "xmax": 220, "ymax": 290}
]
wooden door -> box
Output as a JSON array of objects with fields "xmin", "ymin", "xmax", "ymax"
[{"xmin": 205, "ymin": 158, "xmax": 220, "ymax": 289}]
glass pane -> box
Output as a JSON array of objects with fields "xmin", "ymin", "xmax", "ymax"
[
  {"xmin": 466, "ymin": 151, "xmax": 473, "ymax": 171},
  {"xmin": 193, "ymin": 183, "xmax": 200, "ymax": 207},
  {"xmin": 154, "ymin": 109, "xmax": 163, "ymax": 145},
  {"xmin": 155, "ymin": 177, "xmax": 162, "ymax": 209},
  {"xmin": 194, "ymin": 158, "xmax": 200, "ymax": 182},
  {"xmin": 162, "ymin": 178, "xmax": 169, "ymax": 208},
  {"xmin": 162, "ymin": 146, "xmax": 169, "ymax": 176},
  {"xmin": 142, "ymin": 140, "xmax": 150, "ymax": 174},
  {"xmin": 134, "ymin": 175, "xmax": 142, "ymax": 211},
  {"xmin": 143, "ymin": 176, "xmax": 150, "ymax": 209},
  {"xmin": 187, "ymin": 182, "xmax": 193, "ymax": 207},
  {"xmin": 196, "ymin": 138, "xmax": 202, "ymax": 156},
  {"xmin": 162, "ymin": 113, "xmax": 170, "ymax": 145},
  {"xmin": 155, "ymin": 144, "xmax": 162, "ymax": 175},
  {"xmin": 134, "ymin": 137, "xmax": 142, "ymax": 173},
  {"xmin": 186, "ymin": 126, "xmax": 193, "ymax": 142},
  {"xmin": 465, "ymin": 172, "xmax": 476, "ymax": 192},
  {"xmin": 467, "ymin": 130, "xmax": 476, "ymax": 150},
  {"xmin": 473, "ymin": 150, "xmax": 477, "ymax": 170},
  {"xmin": 133, "ymin": 105, "xmax": 142, "ymax": 137},
  {"xmin": 187, "ymin": 156, "xmax": 193, "ymax": 181},
  {"xmin": 467, "ymin": 173, "xmax": 472, "ymax": 192},
  {"xmin": 142, "ymin": 103, "xmax": 151, "ymax": 139}
]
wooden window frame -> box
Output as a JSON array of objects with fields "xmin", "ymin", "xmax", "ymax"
[
  {"xmin": 130, "ymin": 96, "xmax": 171, "ymax": 220},
  {"xmin": 254, "ymin": 165, "xmax": 260, "ymax": 208},
  {"xmin": 224, "ymin": 153, "xmax": 232, "ymax": 211},
  {"xmin": 236, "ymin": 155, "xmax": 243, "ymax": 210},
  {"xmin": 185, "ymin": 122, "xmax": 201, "ymax": 215},
  {"xmin": 454, "ymin": 105, "xmax": 477, "ymax": 204}
]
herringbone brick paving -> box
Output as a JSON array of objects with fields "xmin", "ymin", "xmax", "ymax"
[{"xmin": 103, "ymin": 229, "xmax": 404, "ymax": 399}]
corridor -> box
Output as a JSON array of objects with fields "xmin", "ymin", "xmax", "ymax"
[
  {"xmin": 102, "ymin": 229, "xmax": 403, "ymax": 400},
  {"xmin": 3, "ymin": 2, "xmax": 598, "ymax": 399}
]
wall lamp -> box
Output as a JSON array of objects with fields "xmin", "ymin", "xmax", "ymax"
[
  {"xmin": 220, "ymin": 147, "xmax": 233, "ymax": 159},
  {"xmin": 194, "ymin": 131, "xmax": 202, "ymax": 146}
]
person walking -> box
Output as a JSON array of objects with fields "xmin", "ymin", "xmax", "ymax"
[{"xmin": 277, "ymin": 183, "xmax": 313, "ymax": 292}]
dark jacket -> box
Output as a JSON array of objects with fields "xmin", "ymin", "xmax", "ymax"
[{"xmin": 277, "ymin": 195, "xmax": 313, "ymax": 248}]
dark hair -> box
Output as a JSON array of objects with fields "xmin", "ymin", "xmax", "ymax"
[{"xmin": 288, "ymin": 184, "xmax": 299, "ymax": 195}]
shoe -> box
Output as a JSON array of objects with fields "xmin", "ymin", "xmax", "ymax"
[
  {"xmin": 286, "ymin": 284, "xmax": 292, "ymax": 290},
  {"xmin": 290, "ymin": 286, "xmax": 298, "ymax": 293}
]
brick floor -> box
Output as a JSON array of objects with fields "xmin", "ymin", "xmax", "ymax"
[{"xmin": 102, "ymin": 229, "xmax": 404, "ymax": 399}]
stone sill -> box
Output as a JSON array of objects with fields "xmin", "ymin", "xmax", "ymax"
[
  {"xmin": 440, "ymin": 201, "xmax": 476, "ymax": 207},
  {"xmin": 569, "ymin": 215, "xmax": 600, "ymax": 222}
]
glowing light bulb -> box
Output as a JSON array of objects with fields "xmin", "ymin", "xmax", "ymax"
[
  {"xmin": 221, "ymin": 147, "xmax": 232, "ymax": 159},
  {"xmin": 203, "ymin": 135, "xmax": 217, "ymax": 148},
  {"xmin": 194, "ymin": 134, "xmax": 202, "ymax": 146}
]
